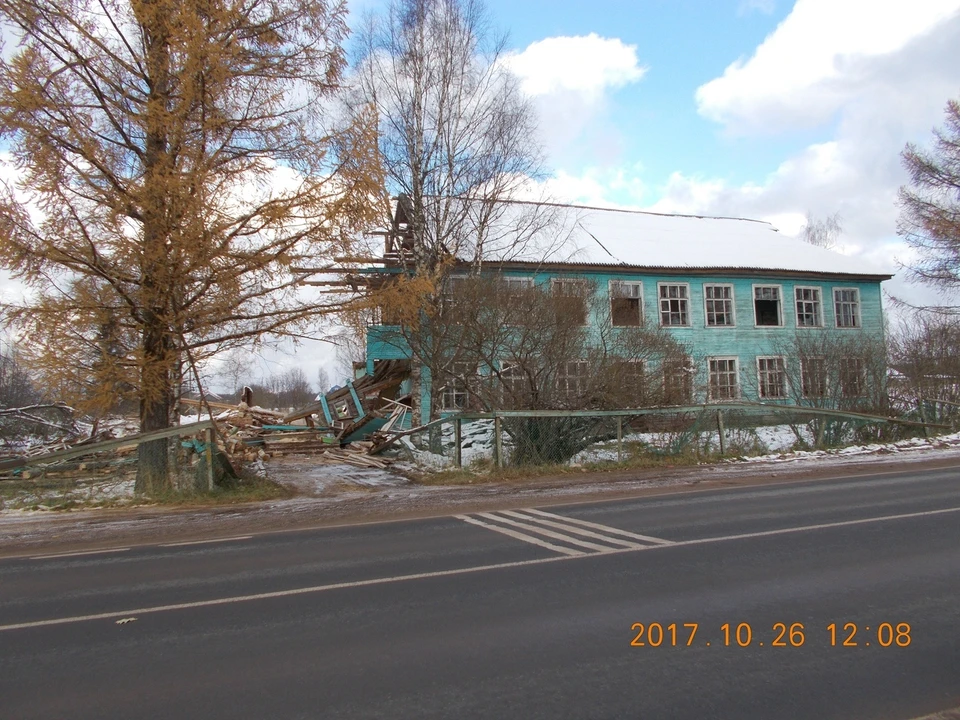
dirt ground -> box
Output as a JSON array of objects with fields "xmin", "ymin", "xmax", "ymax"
[{"xmin": 2, "ymin": 443, "xmax": 960, "ymax": 558}]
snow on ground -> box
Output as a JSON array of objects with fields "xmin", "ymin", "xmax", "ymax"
[{"xmin": 5, "ymin": 418, "xmax": 960, "ymax": 516}]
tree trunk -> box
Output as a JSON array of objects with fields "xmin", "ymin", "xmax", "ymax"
[
  {"xmin": 135, "ymin": 312, "xmax": 172, "ymax": 494},
  {"xmin": 134, "ymin": 2, "xmax": 174, "ymax": 495}
]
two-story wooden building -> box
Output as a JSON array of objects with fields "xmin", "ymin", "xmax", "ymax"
[{"xmin": 362, "ymin": 200, "xmax": 892, "ymax": 420}]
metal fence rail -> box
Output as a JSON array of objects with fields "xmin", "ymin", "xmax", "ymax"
[{"xmin": 380, "ymin": 403, "xmax": 947, "ymax": 469}]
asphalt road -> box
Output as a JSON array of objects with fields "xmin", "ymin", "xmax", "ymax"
[{"xmin": 1, "ymin": 465, "xmax": 959, "ymax": 719}]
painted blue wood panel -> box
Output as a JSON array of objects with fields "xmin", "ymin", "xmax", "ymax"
[{"xmin": 365, "ymin": 268, "xmax": 887, "ymax": 404}]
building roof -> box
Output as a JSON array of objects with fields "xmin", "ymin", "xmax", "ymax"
[{"xmin": 380, "ymin": 198, "xmax": 893, "ymax": 280}]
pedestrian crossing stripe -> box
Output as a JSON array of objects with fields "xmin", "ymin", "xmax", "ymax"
[{"xmin": 456, "ymin": 508, "xmax": 673, "ymax": 556}]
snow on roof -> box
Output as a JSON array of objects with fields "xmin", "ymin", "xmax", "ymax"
[
  {"xmin": 379, "ymin": 197, "xmax": 893, "ymax": 278},
  {"xmin": 539, "ymin": 204, "xmax": 891, "ymax": 277}
]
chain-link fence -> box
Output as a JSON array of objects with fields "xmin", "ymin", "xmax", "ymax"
[{"xmin": 388, "ymin": 403, "xmax": 946, "ymax": 471}]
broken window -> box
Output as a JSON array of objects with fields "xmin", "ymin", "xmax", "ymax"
[
  {"xmin": 704, "ymin": 284, "xmax": 734, "ymax": 327},
  {"xmin": 440, "ymin": 275, "xmax": 467, "ymax": 314},
  {"xmin": 834, "ymin": 288, "xmax": 861, "ymax": 328},
  {"xmin": 795, "ymin": 287, "xmax": 822, "ymax": 328},
  {"xmin": 708, "ymin": 357, "xmax": 739, "ymax": 400},
  {"xmin": 754, "ymin": 286, "xmax": 781, "ymax": 326},
  {"xmin": 616, "ymin": 359, "xmax": 646, "ymax": 405},
  {"xmin": 801, "ymin": 357, "xmax": 827, "ymax": 398},
  {"xmin": 662, "ymin": 357, "xmax": 693, "ymax": 405},
  {"xmin": 610, "ymin": 281, "xmax": 643, "ymax": 326},
  {"xmin": 440, "ymin": 361, "xmax": 475, "ymax": 411},
  {"xmin": 502, "ymin": 276, "xmax": 534, "ymax": 294},
  {"xmin": 659, "ymin": 283, "xmax": 690, "ymax": 326},
  {"xmin": 556, "ymin": 359, "xmax": 589, "ymax": 399},
  {"xmin": 499, "ymin": 363, "xmax": 529, "ymax": 403},
  {"xmin": 839, "ymin": 357, "xmax": 865, "ymax": 398},
  {"xmin": 757, "ymin": 356, "xmax": 786, "ymax": 399},
  {"xmin": 552, "ymin": 278, "xmax": 590, "ymax": 324}
]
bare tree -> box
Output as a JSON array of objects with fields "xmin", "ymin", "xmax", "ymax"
[
  {"xmin": 898, "ymin": 96, "xmax": 960, "ymax": 299},
  {"xmin": 800, "ymin": 212, "xmax": 843, "ymax": 250},
  {"xmin": 0, "ymin": 0, "xmax": 380, "ymax": 492},
  {"xmin": 378, "ymin": 274, "xmax": 690, "ymax": 463},
  {"xmin": 316, "ymin": 366, "xmax": 331, "ymax": 395},
  {"xmin": 773, "ymin": 331, "xmax": 889, "ymax": 448},
  {"xmin": 889, "ymin": 311, "xmax": 960, "ymax": 422},
  {"xmin": 350, "ymin": 0, "xmax": 555, "ymax": 269}
]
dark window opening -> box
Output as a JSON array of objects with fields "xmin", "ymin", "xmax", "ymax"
[{"xmin": 754, "ymin": 287, "xmax": 781, "ymax": 326}]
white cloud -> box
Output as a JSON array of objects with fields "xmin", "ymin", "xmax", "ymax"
[
  {"xmin": 696, "ymin": 0, "xmax": 960, "ymax": 130},
  {"xmin": 503, "ymin": 35, "xmax": 647, "ymax": 171},
  {"xmin": 738, "ymin": 0, "xmax": 775, "ymax": 15},
  {"xmin": 504, "ymin": 34, "xmax": 646, "ymax": 101}
]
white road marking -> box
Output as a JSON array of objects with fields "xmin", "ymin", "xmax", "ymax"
[
  {"xmin": 457, "ymin": 515, "xmax": 583, "ymax": 556},
  {"xmin": 522, "ymin": 508, "xmax": 674, "ymax": 545},
  {"xmin": 475, "ymin": 512, "xmax": 614, "ymax": 553},
  {"xmin": 30, "ymin": 548, "xmax": 131, "ymax": 560},
  {"xmin": 464, "ymin": 509, "xmax": 671, "ymax": 554},
  {"xmin": 160, "ymin": 536, "xmax": 253, "ymax": 548},
  {"xmin": 3, "ymin": 504, "xmax": 960, "ymax": 633}
]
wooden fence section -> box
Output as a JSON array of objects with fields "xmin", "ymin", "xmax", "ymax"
[{"xmin": 0, "ymin": 420, "xmax": 216, "ymax": 474}]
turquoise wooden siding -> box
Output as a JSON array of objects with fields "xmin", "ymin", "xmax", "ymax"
[{"xmin": 365, "ymin": 269, "xmax": 886, "ymax": 404}]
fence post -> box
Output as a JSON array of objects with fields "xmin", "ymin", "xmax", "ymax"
[
  {"xmin": 717, "ymin": 410, "xmax": 726, "ymax": 456},
  {"xmin": 617, "ymin": 416, "xmax": 623, "ymax": 463},
  {"xmin": 204, "ymin": 426, "xmax": 216, "ymax": 491},
  {"xmin": 454, "ymin": 418, "xmax": 462, "ymax": 468},
  {"xmin": 918, "ymin": 397, "xmax": 930, "ymax": 439},
  {"xmin": 494, "ymin": 415, "xmax": 503, "ymax": 469}
]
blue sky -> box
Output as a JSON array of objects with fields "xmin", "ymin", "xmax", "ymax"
[{"xmin": 350, "ymin": 0, "xmax": 960, "ymax": 291}]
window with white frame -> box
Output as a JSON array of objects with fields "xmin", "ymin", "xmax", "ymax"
[
  {"xmin": 708, "ymin": 357, "xmax": 739, "ymax": 400},
  {"xmin": 757, "ymin": 357, "xmax": 787, "ymax": 399},
  {"xmin": 801, "ymin": 357, "xmax": 827, "ymax": 398},
  {"xmin": 610, "ymin": 281, "xmax": 643, "ymax": 326},
  {"xmin": 440, "ymin": 361, "xmax": 475, "ymax": 411},
  {"xmin": 617, "ymin": 359, "xmax": 646, "ymax": 404},
  {"xmin": 552, "ymin": 278, "xmax": 590, "ymax": 324},
  {"xmin": 659, "ymin": 283, "xmax": 690, "ymax": 326},
  {"xmin": 556, "ymin": 359, "xmax": 589, "ymax": 399},
  {"xmin": 834, "ymin": 288, "xmax": 861, "ymax": 328},
  {"xmin": 502, "ymin": 276, "xmax": 534, "ymax": 294},
  {"xmin": 754, "ymin": 285, "xmax": 782, "ymax": 326},
  {"xmin": 440, "ymin": 275, "xmax": 467, "ymax": 312},
  {"xmin": 704, "ymin": 284, "xmax": 735, "ymax": 327},
  {"xmin": 500, "ymin": 363, "xmax": 528, "ymax": 401},
  {"xmin": 795, "ymin": 287, "xmax": 823, "ymax": 328},
  {"xmin": 662, "ymin": 357, "xmax": 693, "ymax": 404},
  {"xmin": 839, "ymin": 357, "xmax": 866, "ymax": 397}
]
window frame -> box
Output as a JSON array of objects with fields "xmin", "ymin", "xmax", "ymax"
[
  {"xmin": 708, "ymin": 356, "xmax": 740, "ymax": 401},
  {"xmin": 662, "ymin": 357, "xmax": 694, "ymax": 405},
  {"xmin": 839, "ymin": 356, "xmax": 866, "ymax": 398},
  {"xmin": 556, "ymin": 359, "xmax": 590, "ymax": 399},
  {"xmin": 794, "ymin": 286, "xmax": 823, "ymax": 328},
  {"xmin": 756, "ymin": 356, "xmax": 787, "ymax": 400},
  {"xmin": 616, "ymin": 358, "xmax": 646, "ymax": 405},
  {"xmin": 439, "ymin": 360, "xmax": 476, "ymax": 412},
  {"xmin": 752, "ymin": 284, "xmax": 784, "ymax": 328},
  {"xmin": 609, "ymin": 280, "xmax": 643, "ymax": 327},
  {"xmin": 502, "ymin": 276, "xmax": 534, "ymax": 294},
  {"xmin": 551, "ymin": 277, "xmax": 591, "ymax": 326},
  {"xmin": 833, "ymin": 287, "xmax": 862, "ymax": 329},
  {"xmin": 703, "ymin": 283, "xmax": 736, "ymax": 328},
  {"xmin": 800, "ymin": 356, "xmax": 827, "ymax": 399},
  {"xmin": 658, "ymin": 282, "xmax": 692, "ymax": 328},
  {"xmin": 499, "ymin": 362, "xmax": 528, "ymax": 401}
]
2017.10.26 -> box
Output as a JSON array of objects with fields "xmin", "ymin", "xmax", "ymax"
[{"xmin": 630, "ymin": 622, "xmax": 912, "ymax": 648}]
